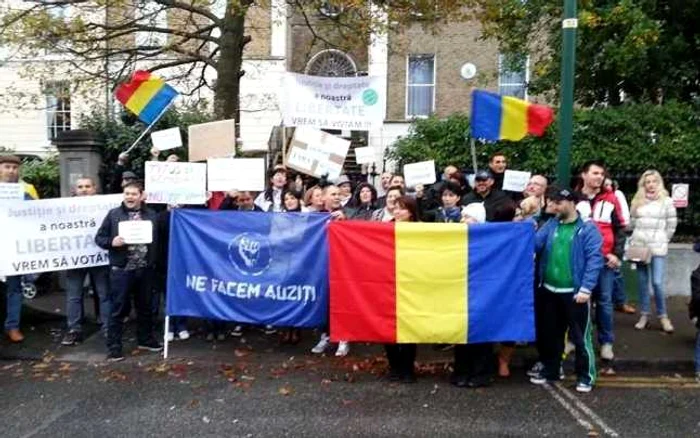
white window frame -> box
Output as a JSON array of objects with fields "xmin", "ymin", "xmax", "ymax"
[
  {"xmin": 498, "ymin": 54, "xmax": 530, "ymax": 100},
  {"xmin": 135, "ymin": 1, "xmax": 168, "ymax": 47},
  {"xmin": 45, "ymin": 81, "xmax": 71, "ymax": 140},
  {"xmin": 405, "ymin": 54, "xmax": 436, "ymax": 119}
]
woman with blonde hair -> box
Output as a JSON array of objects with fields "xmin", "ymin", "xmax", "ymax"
[{"xmin": 628, "ymin": 170, "xmax": 677, "ymax": 333}]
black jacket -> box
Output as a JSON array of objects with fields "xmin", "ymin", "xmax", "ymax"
[
  {"xmin": 462, "ymin": 189, "xmax": 512, "ymax": 222},
  {"xmin": 95, "ymin": 203, "xmax": 159, "ymax": 268}
]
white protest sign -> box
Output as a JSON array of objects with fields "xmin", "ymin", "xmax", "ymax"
[
  {"xmin": 354, "ymin": 147, "xmax": 375, "ymax": 165},
  {"xmin": 207, "ymin": 158, "xmax": 266, "ymax": 192},
  {"xmin": 150, "ymin": 127, "xmax": 182, "ymax": 151},
  {"xmin": 0, "ymin": 194, "xmax": 122, "ymax": 276},
  {"xmin": 286, "ymin": 127, "xmax": 350, "ymax": 180},
  {"xmin": 502, "ymin": 170, "xmax": 532, "ymax": 192},
  {"xmin": 188, "ymin": 119, "xmax": 236, "ymax": 162},
  {"xmin": 118, "ymin": 220, "xmax": 153, "ymax": 244},
  {"xmin": 0, "ymin": 183, "xmax": 24, "ymax": 200},
  {"xmin": 281, "ymin": 73, "xmax": 386, "ymax": 131},
  {"xmin": 672, "ymin": 184, "xmax": 689, "ymax": 208},
  {"xmin": 145, "ymin": 161, "xmax": 207, "ymax": 205},
  {"xmin": 403, "ymin": 160, "xmax": 436, "ymax": 188}
]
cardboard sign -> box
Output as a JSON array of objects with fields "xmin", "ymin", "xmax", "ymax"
[
  {"xmin": 354, "ymin": 147, "xmax": 375, "ymax": 165},
  {"xmin": 118, "ymin": 220, "xmax": 153, "ymax": 244},
  {"xmin": 207, "ymin": 158, "xmax": 266, "ymax": 192},
  {"xmin": 672, "ymin": 183, "xmax": 689, "ymax": 208},
  {"xmin": 286, "ymin": 127, "xmax": 350, "ymax": 181},
  {"xmin": 0, "ymin": 194, "xmax": 122, "ymax": 275},
  {"xmin": 502, "ymin": 170, "xmax": 532, "ymax": 193},
  {"xmin": 150, "ymin": 127, "xmax": 182, "ymax": 151},
  {"xmin": 188, "ymin": 119, "xmax": 236, "ymax": 162},
  {"xmin": 403, "ymin": 160, "xmax": 436, "ymax": 188},
  {"xmin": 0, "ymin": 183, "xmax": 24, "ymax": 201},
  {"xmin": 145, "ymin": 161, "xmax": 207, "ymax": 205}
]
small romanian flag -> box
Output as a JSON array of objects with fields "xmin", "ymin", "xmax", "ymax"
[
  {"xmin": 329, "ymin": 221, "xmax": 535, "ymax": 344},
  {"xmin": 114, "ymin": 70, "xmax": 178, "ymax": 125},
  {"xmin": 470, "ymin": 89, "xmax": 554, "ymax": 141}
]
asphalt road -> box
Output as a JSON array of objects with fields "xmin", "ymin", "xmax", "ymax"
[{"xmin": 1, "ymin": 357, "xmax": 698, "ymax": 438}]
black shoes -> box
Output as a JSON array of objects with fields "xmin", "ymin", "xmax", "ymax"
[
  {"xmin": 61, "ymin": 331, "xmax": 83, "ymax": 346},
  {"xmin": 137, "ymin": 340, "xmax": 164, "ymax": 352}
]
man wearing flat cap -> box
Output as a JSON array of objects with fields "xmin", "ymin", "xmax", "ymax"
[{"xmin": 0, "ymin": 154, "xmax": 40, "ymax": 342}]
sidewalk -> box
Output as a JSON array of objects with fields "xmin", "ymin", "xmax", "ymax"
[{"xmin": 2, "ymin": 289, "xmax": 697, "ymax": 373}]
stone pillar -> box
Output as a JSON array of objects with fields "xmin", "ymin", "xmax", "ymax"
[{"xmin": 52, "ymin": 130, "xmax": 104, "ymax": 196}]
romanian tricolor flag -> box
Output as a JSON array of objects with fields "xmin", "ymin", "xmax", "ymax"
[
  {"xmin": 470, "ymin": 89, "xmax": 554, "ymax": 141},
  {"xmin": 114, "ymin": 70, "xmax": 178, "ymax": 125},
  {"xmin": 329, "ymin": 221, "xmax": 535, "ymax": 344}
]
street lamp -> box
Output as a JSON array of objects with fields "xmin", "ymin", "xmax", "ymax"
[{"xmin": 557, "ymin": 0, "xmax": 577, "ymax": 186}]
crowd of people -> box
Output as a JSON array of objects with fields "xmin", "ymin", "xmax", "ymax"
[{"xmin": 2, "ymin": 150, "xmax": 699, "ymax": 393}]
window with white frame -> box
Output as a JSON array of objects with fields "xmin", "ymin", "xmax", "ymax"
[
  {"xmin": 45, "ymin": 81, "xmax": 71, "ymax": 140},
  {"xmin": 406, "ymin": 54, "xmax": 435, "ymax": 118},
  {"xmin": 498, "ymin": 54, "xmax": 529, "ymax": 99},
  {"xmin": 135, "ymin": 1, "xmax": 168, "ymax": 47}
]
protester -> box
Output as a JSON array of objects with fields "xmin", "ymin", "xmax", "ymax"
[
  {"xmin": 462, "ymin": 170, "xmax": 511, "ymax": 222},
  {"xmin": 0, "ymin": 154, "xmax": 39, "ymax": 342},
  {"xmin": 488, "ymin": 152, "xmax": 508, "ymax": 190},
  {"xmin": 461, "ymin": 202, "xmax": 486, "ymax": 224},
  {"xmin": 422, "ymin": 181, "xmax": 463, "ymax": 223},
  {"xmin": 157, "ymin": 204, "xmax": 189, "ymax": 342},
  {"xmin": 312, "ymin": 184, "xmax": 349, "ymax": 356},
  {"xmin": 282, "ymin": 189, "xmax": 304, "ymax": 213},
  {"xmin": 95, "ymin": 181, "xmax": 162, "ymax": 361},
  {"xmin": 530, "ymin": 187, "xmax": 604, "ymax": 393},
  {"xmin": 514, "ymin": 196, "xmax": 541, "ymax": 223},
  {"xmin": 690, "ymin": 239, "xmax": 700, "ymax": 383},
  {"xmin": 576, "ymin": 160, "xmax": 627, "ymax": 365},
  {"xmin": 628, "ymin": 170, "xmax": 677, "ymax": 333},
  {"xmin": 389, "ymin": 174, "xmax": 406, "ymax": 191},
  {"xmin": 221, "ymin": 191, "xmax": 263, "ymax": 212},
  {"xmin": 377, "ymin": 171, "xmax": 393, "ymax": 197},
  {"xmin": 61, "ymin": 177, "xmax": 111, "ymax": 346},
  {"xmin": 254, "ymin": 166, "xmax": 287, "ymax": 212},
  {"xmin": 384, "ymin": 196, "xmax": 420, "ymax": 383},
  {"xmin": 371, "ymin": 186, "xmax": 404, "ymax": 222},
  {"xmin": 337, "ymin": 175, "xmax": 353, "ymax": 207},
  {"xmin": 150, "ymin": 147, "xmax": 179, "ymax": 163},
  {"xmin": 304, "ymin": 186, "xmax": 325, "ymax": 212},
  {"xmin": 346, "ymin": 183, "xmax": 378, "ymax": 221},
  {"xmin": 109, "ymin": 152, "xmax": 131, "ymax": 194}
]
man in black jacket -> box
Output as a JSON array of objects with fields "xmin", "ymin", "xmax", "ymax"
[
  {"xmin": 461, "ymin": 170, "xmax": 512, "ymax": 222},
  {"xmin": 95, "ymin": 181, "xmax": 161, "ymax": 361}
]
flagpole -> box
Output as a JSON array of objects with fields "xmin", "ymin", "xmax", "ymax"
[
  {"xmin": 123, "ymin": 99, "xmax": 175, "ymax": 155},
  {"xmin": 470, "ymin": 137, "xmax": 478, "ymax": 174}
]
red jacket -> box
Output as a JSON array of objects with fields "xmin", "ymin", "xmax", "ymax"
[{"xmin": 576, "ymin": 188, "xmax": 627, "ymax": 257}]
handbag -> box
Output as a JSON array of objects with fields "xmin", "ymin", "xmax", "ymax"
[{"xmin": 624, "ymin": 245, "xmax": 652, "ymax": 264}]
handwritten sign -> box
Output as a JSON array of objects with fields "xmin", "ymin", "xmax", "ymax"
[
  {"xmin": 207, "ymin": 158, "xmax": 266, "ymax": 192},
  {"xmin": 403, "ymin": 160, "xmax": 436, "ymax": 188},
  {"xmin": 145, "ymin": 161, "xmax": 207, "ymax": 205},
  {"xmin": 354, "ymin": 147, "xmax": 375, "ymax": 165},
  {"xmin": 0, "ymin": 183, "xmax": 24, "ymax": 201},
  {"xmin": 502, "ymin": 170, "xmax": 532, "ymax": 193},
  {"xmin": 118, "ymin": 220, "xmax": 153, "ymax": 244},
  {"xmin": 150, "ymin": 127, "xmax": 182, "ymax": 151},
  {"xmin": 672, "ymin": 184, "xmax": 689, "ymax": 208},
  {"xmin": 286, "ymin": 127, "xmax": 350, "ymax": 180},
  {"xmin": 188, "ymin": 119, "xmax": 236, "ymax": 162}
]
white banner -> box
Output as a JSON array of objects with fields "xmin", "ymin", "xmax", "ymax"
[
  {"xmin": 281, "ymin": 73, "xmax": 386, "ymax": 131},
  {"xmin": 207, "ymin": 158, "xmax": 266, "ymax": 192},
  {"xmin": 118, "ymin": 220, "xmax": 153, "ymax": 244},
  {"xmin": 354, "ymin": 147, "xmax": 375, "ymax": 165},
  {"xmin": 150, "ymin": 127, "xmax": 182, "ymax": 151},
  {"xmin": 286, "ymin": 127, "xmax": 350, "ymax": 181},
  {"xmin": 145, "ymin": 161, "xmax": 207, "ymax": 205},
  {"xmin": 502, "ymin": 170, "xmax": 532, "ymax": 193},
  {"xmin": 0, "ymin": 183, "xmax": 24, "ymax": 201},
  {"xmin": 0, "ymin": 194, "xmax": 122, "ymax": 276},
  {"xmin": 403, "ymin": 160, "xmax": 437, "ymax": 188}
]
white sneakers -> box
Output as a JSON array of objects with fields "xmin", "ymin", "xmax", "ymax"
[
  {"xmin": 310, "ymin": 334, "xmax": 350, "ymax": 356},
  {"xmin": 634, "ymin": 315, "xmax": 649, "ymax": 330},
  {"xmin": 600, "ymin": 343, "xmax": 614, "ymax": 361},
  {"xmin": 166, "ymin": 330, "xmax": 191, "ymax": 341},
  {"xmin": 659, "ymin": 317, "xmax": 675, "ymax": 333},
  {"xmin": 635, "ymin": 315, "xmax": 674, "ymax": 333}
]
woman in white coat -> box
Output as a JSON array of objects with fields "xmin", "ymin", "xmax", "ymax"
[{"xmin": 629, "ymin": 170, "xmax": 677, "ymax": 333}]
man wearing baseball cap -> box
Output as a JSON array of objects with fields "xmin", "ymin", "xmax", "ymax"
[
  {"xmin": 0, "ymin": 154, "xmax": 40, "ymax": 342},
  {"xmin": 530, "ymin": 187, "xmax": 604, "ymax": 393},
  {"xmin": 461, "ymin": 170, "xmax": 511, "ymax": 222}
]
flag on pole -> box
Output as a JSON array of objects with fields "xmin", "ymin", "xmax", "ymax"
[
  {"xmin": 470, "ymin": 89, "xmax": 554, "ymax": 141},
  {"xmin": 329, "ymin": 221, "xmax": 535, "ymax": 344},
  {"xmin": 114, "ymin": 70, "xmax": 178, "ymax": 125}
]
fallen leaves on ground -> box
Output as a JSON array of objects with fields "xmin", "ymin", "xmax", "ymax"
[{"xmin": 278, "ymin": 385, "xmax": 294, "ymax": 396}]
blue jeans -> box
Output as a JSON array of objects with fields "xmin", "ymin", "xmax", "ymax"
[
  {"xmin": 66, "ymin": 267, "xmax": 110, "ymax": 333},
  {"xmin": 107, "ymin": 267, "xmax": 155, "ymax": 355},
  {"xmin": 636, "ymin": 256, "xmax": 668, "ymax": 317},
  {"xmin": 695, "ymin": 330, "xmax": 700, "ymax": 373},
  {"xmin": 4, "ymin": 276, "xmax": 22, "ymax": 330},
  {"xmin": 595, "ymin": 266, "xmax": 615, "ymax": 345},
  {"xmin": 612, "ymin": 268, "xmax": 627, "ymax": 306}
]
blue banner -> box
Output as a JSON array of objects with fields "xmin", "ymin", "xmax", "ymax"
[{"xmin": 166, "ymin": 210, "xmax": 329, "ymax": 327}]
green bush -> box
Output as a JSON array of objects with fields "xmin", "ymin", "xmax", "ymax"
[
  {"xmin": 387, "ymin": 102, "xmax": 700, "ymax": 178},
  {"xmin": 20, "ymin": 155, "xmax": 60, "ymax": 198}
]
